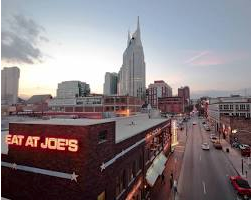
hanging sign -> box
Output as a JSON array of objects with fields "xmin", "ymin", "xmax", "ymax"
[{"xmin": 5, "ymin": 134, "xmax": 78, "ymax": 152}]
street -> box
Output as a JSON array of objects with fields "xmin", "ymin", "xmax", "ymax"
[{"xmin": 177, "ymin": 115, "xmax": 237, "ymax": 200}]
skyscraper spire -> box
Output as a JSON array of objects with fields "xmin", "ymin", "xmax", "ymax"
[{"xmin": 137, "ymin": 16, "xmax": 140, "ymax": 31}]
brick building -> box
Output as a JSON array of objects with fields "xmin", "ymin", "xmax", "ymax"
[
  {"xmin": 2, "ymin": 114, "xmax": 172, "ymax": 199},
  {"xmin": 178, "ymin": 86, "xmax": 190, "ymax": 106},
  {"xmin": 220, "ymin": 115, "xmax": 251, "ymax": 146},
  {"xmin": 48, "ymin": 95, "xmax": 143, "ymax": 116},
  {"xmin": 147, "ymin": 81, "xmax": 172, "ymax": 109},
  {"xmin": 158, "ymin": 97, "xmax": 184, "ymax": 114}
]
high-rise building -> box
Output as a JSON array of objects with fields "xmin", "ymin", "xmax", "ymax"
[
  {"xmin": 147, "ymin": 80, "xmax": 172, "ymax": 108},
  {"xmin": 56, "ymin": 81, "xmax": 90, "ymax": 98},
  {"xmin": 178, "ymin": 86, "xmax": 190, "ymax": 105},
  {"xmin": 103, "ymin": 72, "xmax": 118, "ymax": 95},
  {"xmin": 118, "ymin": 17, "xmax": 146, "ymax": 100},
  {"xmin": 1, "ymin": 67, "xmax": 20, "ymax": 105}
]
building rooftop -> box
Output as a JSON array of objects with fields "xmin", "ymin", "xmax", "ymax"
[{"xmin": 9, "ymin": 114, "xmax": 168, "ymax": 143}]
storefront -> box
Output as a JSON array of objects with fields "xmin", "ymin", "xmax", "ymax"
[{"xmin": 2, "ymin": 114, "xmax": 171, "ymax": 199}]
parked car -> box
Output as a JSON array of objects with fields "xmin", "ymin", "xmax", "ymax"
[
  {"xmin": 210, "ymin": 134, "xmax": 216, "ymax": 138},
  {"xmin": 201, "ymin": 143, "xmax": 210, "ymax": 150},
  {"xmin": 232, "ymin": 142, "xmax": 240, "ymax": 148},
  {"xmin": 230, "ymin": 176, "xmax": 251, "ymax": 199},
  {"xmin": 241, "ymin": 147, "xmax": 251, "ymax": 157},
  {"xmin": 239, "ymin": 144, "xmax": 250, "ymax": 150},
  {"xmin": 211, "ymin": 136, "xmax": 218, "ymax": 143},
  {"xmin": 193, "ymin": 122, "xmax": 197, "ymax": 125},
  {"xmin": 204, "ymin": 125, "xmax": 211, "ymax": 131},
  {"xmin": 213, "ymin": 142, "xmax": 223, "ymax": 150}
]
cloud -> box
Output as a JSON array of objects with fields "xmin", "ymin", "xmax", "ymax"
[
  {"xmin": 184, "ymin": 50, "xmax": 250, "ymax": 67},
  {"xmin": 1, "ymin": 14, "xmax": 48, "ymax": 64}
]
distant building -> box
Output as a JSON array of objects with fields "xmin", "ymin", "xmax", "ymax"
[
  {"xmin": 103, "ymin": 72, "xmax": 118, "ymax": 95},
  {"xmin": 158, "ymin": 97, "xmax": 184, "ymax": 114},
  {"xmin": 24, "ymin": 94, "xmax": 52, "ymax": 112},
  {"xmin": 1, "ymin": 67, "xmax": 20, "ymax": 105},
  {"xmin": 48, "ymin": 95, "xmax": 143, "ymax": 116},
  {"xmin": 118, "ymin": 17, "xmax": 146, "ymax": 100},
  {"xmin": 207, "ymin": 96, "xmax": 251, "ymax": 133},
  {"xmin": 178, "ymin": 86, "xmax": 190, "ymax": 106},
  {"xmin": 56, "ymin": 81, "xmax": 90, "ymax": 98},
  {"xmin": 147, "ymin": 80, "xmax": 172, "ymax": 109}
]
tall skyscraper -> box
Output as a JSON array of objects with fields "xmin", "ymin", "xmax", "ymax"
[
  {"xmin": 118, "ymin": 17, "xmax": 146, "ymax": 100},
  {"xmin": 1, "ymin": 67, "xmax": 20, "ymax": 105},
  {"xmin": 103, "ymin": 72, "xmax": 118, "ymax": 95},
  {"xmin": 56, "ymin": 81, "xmax": 90, "ymax": 98}
]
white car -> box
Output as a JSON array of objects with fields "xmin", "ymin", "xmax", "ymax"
[
  {"xmin": 201, "ymin": 143, "xmax": 210, "ymax": 150},
  {"xmin": 239, "ymin": 144, "xmax": 250, "ymax": 150},
  {"xmin": 210, "ymin": 134, "xmax": 216, "ymax": 139},
  {"xmin": 193, "ymin": 122, "xmax": 197, "ymax": 125},
  {"xmin": 210, "ymin": 136, "xmax": 218, "ymax": 143}
]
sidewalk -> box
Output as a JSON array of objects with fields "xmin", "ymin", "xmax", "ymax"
[
  {"xmin": 221, "ymin": 139, "xmax": 251, "ymax": 185},
  {"xmin": 150, "ymin": 127, "xmax": 187, "ymax": 200}
]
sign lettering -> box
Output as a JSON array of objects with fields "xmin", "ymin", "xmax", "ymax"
[{"xmin": 5, "ymin": 135, "xmax": 78, "ymax": 152}]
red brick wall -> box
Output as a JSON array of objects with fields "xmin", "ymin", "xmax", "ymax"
[
  {"xmin": 2, "ymin": 122, "xmax": 116, "ymax": 199},
  {"xmin": 2, "ymin": 119, "xmax": 172, "ymax": 200}
]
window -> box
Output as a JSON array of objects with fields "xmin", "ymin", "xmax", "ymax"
[
  {"xmin": 236, "ymin": 105, "xmax": 239, "ymax": 110},
  {"xmin": 247, "ymin": 104, "xmax": 250, "ymax": 110},
  {"xmin": 115, "ymin": 170, "xmax": 126, "ymax": 197},
  {"xmin": 98, "ymin": 130, "xmax": 107, "ymax": 143},
  {"xmin": 240, "ymin": 104, "xmax": 246, "ymax": 110},
  {"xmin": 138, "ymin": 155, "xmax": 142, "ymax": 171},
  {"xmin": 132, "ymin": 161, "xmax": 136, "ymax": 178},
  {"xmin": 128, "ymin": 165, "xmax": 133, "ymax": 182},
  {"xmin": 230, "ymin": 105, "xmax": 233, "ymax": 110},
  {"xmin": 219, "ymin": 105, "xmax": 222, "ymax": 110},
  {"xmin": 223, "ymin": 105, "xmax": 229, "ymax": 110}
]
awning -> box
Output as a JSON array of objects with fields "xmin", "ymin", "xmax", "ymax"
[
  {"xmin": 146, "ymin": 165, "xmax": 159, "ymax": 187},
  {"xmin": 146, "ymin": 153, "xmax": 168, "ymax": 186}
]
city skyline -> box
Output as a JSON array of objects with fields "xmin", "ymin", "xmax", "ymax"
[{"xmin": 1, "ymin": 0, "xmax": 251, "ymax": 99}]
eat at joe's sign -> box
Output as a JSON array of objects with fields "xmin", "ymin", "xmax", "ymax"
[{"xmin": 5, "ymin": 134, "xmax": 79, "ymax": 152}]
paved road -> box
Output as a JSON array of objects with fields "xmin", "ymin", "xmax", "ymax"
[{"xmin": 177, "ymin": 115, "xmax": 237, "ymax": 200}]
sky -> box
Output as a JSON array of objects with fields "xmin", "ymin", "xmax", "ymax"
[{"xmin": 1, "ymin": 0, "xmax": 251, "ymax": 98}]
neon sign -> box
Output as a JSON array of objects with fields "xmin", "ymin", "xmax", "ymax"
[{"xmin": 5, "ymin": 135, "xmax": 78, "ymax": 152}]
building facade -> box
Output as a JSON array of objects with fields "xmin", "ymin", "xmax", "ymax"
[
  {"xmin": 48, "ymin": 95, "xmax": 144, "ymax": 115},
  {"xmin": 158, "ymin": 97, "xmax": 184, "ymax": 114},
  {"xmin": 1, "ymin": 67, "xmax": 20, "ymax": 105},
  {"xmin": 56, "ymin": 81, "xmax": 90, "ymax": 99},
  {"xmin": 103, "ymin": 72, "xmax": 118, "ymax": 95},
  {"xmin": 220, "ymin": 115, "xmax": 251, "ymax": 145},
  {"xmin": 178, "ymin": 86, "xmax": 190, "ymax": 106},
  {"xmin": 147, "ymin": 80, "xmax": 172, "ymax": 109},
  {"xmin": 118, "ymin": 17, "xmax": 146, "ymax": 100},
  {"xmin": 207, "ymin": 96, "xmax": 251, "ymax": 133},
  {"xmin": 2, "ymin": 115, "xmax": 172, "ymax": 199}
]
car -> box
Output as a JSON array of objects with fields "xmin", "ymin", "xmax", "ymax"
[
  {"xmin": 230, "ymin": 176, "xmax": 251, "ymax": 199},
  {"xmin": 239, "ymin": 144, "xmax": 250, "ymax": 150},
  {"xmin": 201, "ymin": 143, "xmax": 210, "ymax": 150},
  {"xmin": 210, "ymin": 134, "xmax": 216, "ymax": 139},
  {"xmin": 204, "ymin": 125, "xmax": 211, "ymax": 131},
  {"xmin": 232, "ymin": 142, "xmax": 240, "ymax": 148},
  {"xmin": 192, "ymin": 122, "xmax": 197, "ymax": 125},
  {"xmin": 210, "ymin": 136, "xmax": 218, "ymax": 143},
  {"xmin": 213, "ymin": 142, "xmax": 223, "ymax": 150}
]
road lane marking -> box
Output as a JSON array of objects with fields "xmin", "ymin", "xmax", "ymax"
[
  {"xmin": 202, "ymin": 181, "xmax": 206, "ymax": 194},
  {"xmin": 200, "ymin": 155, "xmax": 201, "ymax": 161}
]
